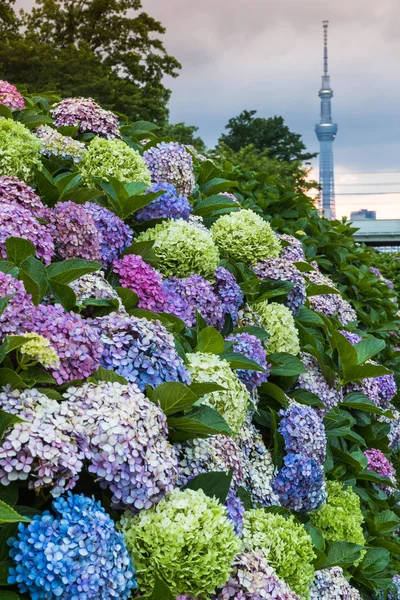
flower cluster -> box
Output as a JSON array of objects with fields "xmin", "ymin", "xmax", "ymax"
[
  {"xmin": 51, "ymin": 97, "xmax": 120, "ymax": 139},
  {"xmin": 51, "ymin": 200, "xmax": 102, "ymax": 261},
  {"xmin": 163, "ymin": 274, "xmax": 224, "ymax": 328},
  {"xmin": 0, "ymin": 387, "xmax": 84, "ymax": 495},
  {"xmin": 187, "ymin": 352, "xmax": 249, "ymax": 435},
  {"xmin": 121, "ymin": 488, "xmax": 240, "ymax": 597},
  {"xmin": 18, "ymin": 332, "xmax": 60, "ymax": 368},
  {"xmin": 272, "ymin": 453, "xmax": 326, "ymax": 513},
  {"xmin": 236, "ymin": 415, "xmax": 280, "ymax": 507},
  {"xmin": 364, "ymin": 448, "xmax": 396, "ymax": 494},
  {"xmin": 136, "ymin": 182, "xmax": 192, "ymax": 222},
  {"xmin": 307, "ymin": 269, "xmax": 357, "ymax": 325},
  {"xmin": 370, "ymin": 266, "xmax": 395, "ymax": 290},
  {"xmin": 211, "ymin": 209, "xmax": 281, "ymax": 265},
  {"xmin": 138, "ymin": 219, "xmax": 220, "ymax": 279},
  {"xmin": 83, "ymin": 202, "xmax": 132, "ymax": 266},
  {"xmin": 310, "ymin": 567, "xmax": 362, "ymax": 600},
  {"xmin": 0, "ymin": 118, "xmax": 41, "ymax": 182},
  {"xmin": 225, "ymin": 489, "xmax": 245, "ymax": 536},
  {"xmin": 0, "ymin": 202, "xmax": 55, "ymax": 264},
  {"xmin": 311, "ymin": 481, "xmax": 365, "ymax": 560},
  {"xmin": 213, "ymin": 551, "xmax": 300, "ymax": 600},
  {"xmin": 0, "ymin": 176, "xmax": 50, "ymax": 220},
  {"xmin": 35, "ymin": 124, "xmax": 86, "ymax": 162},
  {"xmin": 8, "ymin": 493, "xmax": 136, "ymax": 599},
  {"xmin": 253, "ymin": 258, "xmax": 306, "ymax": 314},
  {"xmin": 0, "ymin": 80, "xmax": 24, "ymax": 110},
  {"xmin": 252, "ymin": 301, "xmax": 300, "ymax": 355},
  {"xmin": 79, "ymin": 137, "xmax": 151, "ymax": 185},
  {"xmin": 92, "ymin": 313, "xmax": 190, "ymax": 391},
  {"xmin": 296, "ymin": 352, "xmax": 343, "ymax": 412},
  {"xmin": 0, "ymin": 272, "xmax": 33, "ymax": 337},
  {"xmin": 213, "ymin": 266, "xmax": 244, "ymax": 324},
  {"xmin": 70, "ymin": 272, "xmax": 125, "ymax": 312},
  {"xmin": 64, "ymin": 381, "xmax": 178, "ymax": 510},
  {"xmin": 144, "ymin": 142, "xmax": 195, "ymax": 196},
  {"xmin": 26, "ymin": 303, "xmax": 103, "ymax": 384},
  {"xmin": 243, "ymin": 510, "xmax": 315, "ymax": 596},
  {"xmin": 226, "ymin": 332, "xmax": 269, "ymax": 391},
  {"xmin": 113, "ymin": 254, "xmax": 166, "ymax": 312},
  {"xmin": 277, "ymin": 233, "xmax": 306, "ymax": 262},
  {"xmin": 279, "ymin": 401, "xmax": 327, "ymax": 462},
  {"xmin": 219, "ymin": 191, "xmax": 240, "ymax": 204}
]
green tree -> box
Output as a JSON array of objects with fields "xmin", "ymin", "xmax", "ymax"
[
  {"xmin": 219, "ymin": 110, "xmax": 317, "ymax": 162},
  {"xmin": 0, "ymin": 0, "xmax": 181, "ymax": 124},
  {"xmin": 161, "ymin": 122, "xmax": 206, "ymax": 153},
  {"xmin": 0, "ymin": 0, "xmax": 18, "ymax": 37}
]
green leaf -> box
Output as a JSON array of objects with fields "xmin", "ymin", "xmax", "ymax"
[
  {"xmin": 195, "ymin": 327, "xmax": 225, "ymax": 354},
  {"xmin": 90, "ymin": 366, "xmax": 128, "ymax": 385},
  {"xmin": 0, "ymin": 409, "xmax": 23, "ymax": 440},
  {"xmin": 324, "ymin": 408, "xmax": 356, "ymax": 438},
  {"xmin": 168, "ymin": 405, "xmax": 232, "ymax": 441},
  {"xmin": 0, "ymin": 500, "xmax": 30, "ymax": 524},
  {"xmin": 0, "ymin": 105, "xmax": 13, "ymax": 120},
  {"xmin": 220, "ymin": 351, "xmax": 266, "ymax": 372},
  {"xmin": 149, "ymin": 574, "xmax": 175, "ymax": 600},
  {"xmin": 184, "ymin": 471, "xmax": 233, "ymax": 503},
  {"xmin": 331, "ymin": 447, "xmax": 368, "ymax": 471},
  {"xmin": 0, "ymin": 369, "xmax": 26, "ymax": 390},
  {"xmin": 122, "ymin": 240, "xmax": 158, "ymax": 267},
  {"xmin": 5, "ymin": 237, "xmax": 35, "ymax": 267},
  {"xmin": 360, "ymin": 547, "xmax": 390, "ymax": 575},
  {"xmin": 193, "ymin": 195, "xmax": 239, "ymax": 217},
  {"xmin": 46, "ymin": 259, "xmax": 102, "ymax": 284},
  {"xmin": 268, "ymin": 353, "xmax": 306, "ymax": 376},
  {"xmin": 354, "ymin": 338, "xmax": 386, "ymax": 364},
  {"xmin": 48, "ymin": 280, "xmax": 77, "ymax": 311},
  {"xmin": 304, "ymin": 524, "xmax": 325, "ymax": 552},
  {"xmin": 259, "ymin": 382, "xmax": 288, "ymax": 407},
  {"xmin": 150, "ymin": 383, "xmax": 197, "ymax": 416},
  {"xmin": 0, "ymin": 261, "xmax": 19, "ymax": 277},
  {"xmin": 373, "ymin": 510, "xmax": 400, "ymax": 535},
  {"xmin": 321, "ymin": 541, "xmax": 363, "ymax": 569},
  {"xmin": 115, "ymin": 287, "xmax": 138, "ymax": 312},
  {"xmin": 341, "ymin": 392, "xmax": 387, "ymax": 415},
  {"xmin": 19, "ymin": 256, "xmax": 48, "ymax": 305},
  {"xmin": 289, "ymin": 388, "xmax": 325, "ymax": 408},
  {"xmin": 296, "ymin": 306, "xmax": 325, "ymax": 326},
  {"xmin": 189, "ymin": 382, "xmax": 227, "ymax": 397},
  {"xmin": 34, "ymin": 167, "xmax": 59, "ymax": 206},
  {"xmin": 307, "ymin": 283, "xmax": 340, "ymax": 296},
  {"xmin": 231, "ymin": 325, "xmax": 269, "ymax": 341},
  {"xmin": 0, "ymin": 591, "xmax": 21, "ymax": 600},
  {"xmin": 200, "ymin": 177, "xmax": 238, "ymax": 196},
  {"xmin": 356, "ymin": 470, "xmax": 395, "ymax": 487},
  {"xmin": 342, "ymin": 363, "xmax": 391, "ymax": 386}
]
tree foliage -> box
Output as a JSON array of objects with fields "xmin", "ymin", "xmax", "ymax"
[{"xmin": 161, "ymin": 122, "xmax": 206, "ymax": 153}]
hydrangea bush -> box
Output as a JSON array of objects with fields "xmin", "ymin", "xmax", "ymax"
[{"xmin": 0, "ymin": 118, "xmax": 41, "ymax": 182}]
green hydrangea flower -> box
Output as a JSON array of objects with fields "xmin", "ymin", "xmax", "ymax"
[
  {"xmin": 243, "ymin": 510, "xmax": 315, "ymax": 597},
  {"xmin": 0, "ymin": 119, "xmax": 41, "ymax": 183},
  {"xmin": 211, "ymin": 209, "xmax": 281, "ymax": 265},
  {"xmin": 121, "ymin": 488, "xmax": 241, "ymax": 597},
  {"xmin": 187, "ymin": 352, "xmax": 249, "ymax": 435},
  {"xmin": 311, "ymin": 481, "xmax": 365, "ymax": 564},
  {"xmin": 137, "ymin": 219, "xmax": 220, "ymax": 279},
  {"xmin": 78, "ymin": 137, "xmax": 151, "ymax": 185},
  {"xmin": 18, "ymin": 333, "xmax": 60, "ymax": 369},
  {"xmin": 252, "ymin": 301, "xmax": 300, "ymax": 355}
]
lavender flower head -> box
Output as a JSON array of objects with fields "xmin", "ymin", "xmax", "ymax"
[
  {"xmin": 35, "ymin": 124, "xmax": 86, "ymax": 162},
  {"xmin": 296, "ymin": 352, "xmax": 343, "ymax": 413},
  {"xmin": 163, "ymin": 274, "xmax": 224, "ymax": 329},
  {"xmin": 70, "ymin": 272, "xmax": 125, "ymax": 313},
  {"xmin": 51, "ymin": 201, "xmax": 102, "ymax": 261},
  {"xmin": 83, "ymin": 202, "xmax": 133, "ymax": 266},
  {"xmin": 213, "ymin": 266, "xmax": 244, "ymax": 325},
  {"xmin": 113, "ymin": 254, "xmax": 166, "ymax": 312},
  {"xmin": 213, "ymin": 551, "xmax": 300, "ymax": 600},
  {"xmin": 225, "ymin": 490, "xmax": 245, "ymax": 536},
  {"xmin": 0, "ymin": 176, "xmax": 50, "ymax": 220},
  {"xmin": 272, "ymin": 452, "xmax": 327, "ymax": 513},
  {"xmin": 253, "ymin": 258, "xmax": 306, "ymax": 314},
  {"xmin": 364, "ymin": 448, "xmax": 397, "ymax": 494},
  {"xmin": 339, "ymin": 329, "xmax": 362, "ymax": 345},
  {"xmin": 0, "ymin": 202, "xmax": 55, "ymax": 264},
  {"xmin": 26, "ymin": 303, "xmax": 103, "ymax": 384},
  {"xmin": 226, "ymin": 333, "xmax": 270, "ymax": 391},
  {"xmin": 277, "ymin": 233, "xmax": 306, "ymax": 262},
  {"xmin": 0, "ymin": 272, "xmax": 33, "ymax": 337},
  {"xmin": 370, "ymin": 266, "xmax": 383, "ymax": 279},
  {"xmin": 307, "ymin": 270, "xmax": 357, "ymax": 325},
  {"xmin": 8, "ymin": 493, "xmax": 136, "ymax": 599},
  {"xmin": 144, "ymin": 142, "xmax": 195, "ymax": 197},
  {"xmin": 51, "ymin": 97, "xmax": 120, "ymax": 139},
  {"xmin": 0, "ymin": 387, "xmax": 84, "ymax": 496},
  {"xmin": 310, "ymin": 567, "xmax": 362, "ymax": 599},
  {"xmin": 219, "ymin": 191, "xmax": 240, "ymax": 205},
  {"xmin": 279, "ymin": 401, "xmax": 327, "ymax": 462},
  {"xmin": 136, "ymin": 182, "xmax": 192, "ymax": 222},
  {"xmin": 64, "ymin": 381, "xmax": 179, "ymax": 510},
  {"xmin": 0, "ymin": 80, "xmax": 24, "ymax": 110},
  {"xmin": 91, "ymin": 313, "xmax": 190, "ymax": 391}
]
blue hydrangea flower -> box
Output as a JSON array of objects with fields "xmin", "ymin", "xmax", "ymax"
[
  {"xmin": 225, "ymin": 489, "xmax": 245, "ymax": 536},
  {"xmin": 83, "ymin": 202, "xmax": 133, "ymax": 267},
  {"xmin": 279, "ymin": 401, "xmax": 326, "ymax": 462},
  {"xmin": 136, "ymin": 182, "xmax": 192, "ymax": 222},
  {"xmin": 226, "ymin": 332, "xmax": 270, "ymax": 391},
  {"xmin": 272, "ymin": 453, "xmax": 327, "ymax": 513},
  {"xmin": 213, "ymin": 267, "xmax": 244, "ymax": 325},
  {"xmin": 8, "ymin": 493, "xmax": 136, "ymax": 599}
]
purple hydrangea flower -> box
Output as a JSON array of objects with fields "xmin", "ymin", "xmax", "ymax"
[
  {"xmin": 226, "ymin": 489, "xmax": 245, "ymax": 536},
  {"xmin": 163, "ymin": 274, "xmax": 224, "ymax": 328},
  {"xmin": 296, "ymin": 352, "xmax": 343, "ymax": 413},
  {"xmin": 279, "ymin": 401, "xmax": 326, "ymax": 462},
  {"xmin": 0, "ymin": 176, "xmax": 50, "ymax": 220},
  {"xmin": 113, "ymin": 254, "xmax": 167, "ymax": 312},
  {"xmin": 0, "ymin": 80, "xmax": 24, "ymax": 110},
  {"xmin": 51, "ymin": 97, "xmax": 120, "ymax": 139},
  {"xmin": 0, "ymin": 387, "xmax": 83, "ymax": 495},
  {"xmin": 310, "ymin": 567, "xmax": 361, "ymax": 599},
  {"xmin": 51, "ymin": 201, "xmax": 103, "ymax": 262},
  {"xmin": 272, "ymin": 452, "xmax": 327, "ymax": 513},
  {"xmin": 213, "ymin": 266, "xmax": 244, "ymax": 325},
  {"xmin": 136, "ymin": 182, "xmax": 192, "ymax": 222},
  {"xmin": 91, "ymin": 313, "xmax": 190, "ymax": 391},
  {"xmin": 83, "ymin": 202, "xmax": 133, "ymax": 266},
  {"xmin": 253, "ymin": 258, "xmax": 306, "ymax": 314},
  {"xmin": 8, "ymin": 493, "xmax": 136, "ymax": 599},
  {"xmin": 0, "ymin": 272, "xmax": 34, "ymax": 337},
  {"xmin": 307, "ymin": 270, "xmax": 357, "ymax": 325},
  {"xmin": 64, "ymin": 381, "xmax": 179, "ymax": 510},
  {"xmin": 370, "ymin": 266, "xmax": 383, "ymax": 279},
  {"xmin": 218, "ymin": 192, "xmax": 240, "ymax": 205},
  {"xmin": 277, "ymin": 233, "xmax": 306, "ymax": 262},
  {"xmin": 364, "ymin": 448, "xmax": 397, "ymax": 494},
  {"xmin": 212, "ymin": 551, "xmax": 300, "ymax": 599},
  {"xmin": 339, "ymin": 329, "xmax": 362, "ymax": 345},
  {"xmin": 26, "ymin": 303, "xmax": 103, "ymax": 384},
  {"xmin": 70, "ymin": 272, "xmax": 125, "ymax": 313},
  {"xmin": 144, "ymin": 142, "xmax": 195, "ymax": 197},
  {"xmin": 0, "ymin": 202, "xmax": 55, "ymax": 264},
  {"xmin": 226, "ymin": 333, "xmax": 269, "ymax": 391}
]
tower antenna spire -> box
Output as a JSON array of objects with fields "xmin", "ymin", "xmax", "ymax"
[{"xmin": 323, "ymin": 20, "xmax": 329, "ymax": 76}]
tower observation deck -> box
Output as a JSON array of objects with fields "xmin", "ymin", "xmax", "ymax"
[{"xmin": 315, "ymin": 21, "xmax": 338, "ymax": 220}]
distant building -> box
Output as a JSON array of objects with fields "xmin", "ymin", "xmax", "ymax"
[
  {"xmin": 353, "ymin": 219, "xmax": 400, "ymax": 252},
  {"xmin": 350, "ymin": 209, "xmax": 377, "ymax": 221}
]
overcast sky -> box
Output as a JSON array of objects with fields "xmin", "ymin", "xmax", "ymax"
[{"xmin": 17, "ymin": 0, "xmax": 400, "ymax": 218}]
